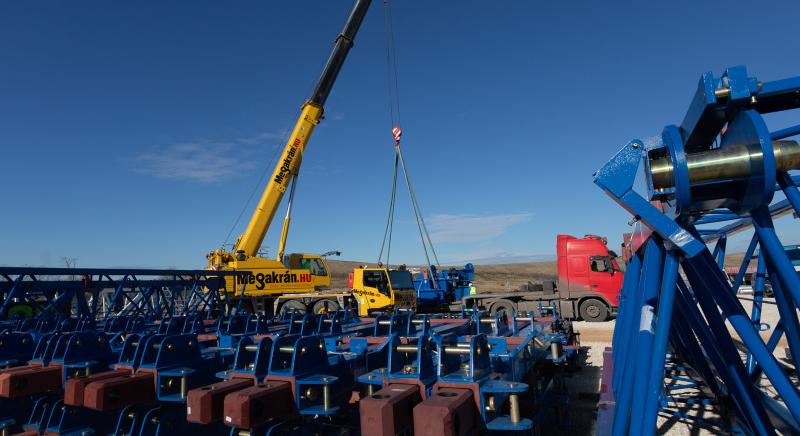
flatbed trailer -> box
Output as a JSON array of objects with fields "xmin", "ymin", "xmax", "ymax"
[{"xmin": 459, "ymin": 285, "xmax": 618, "ymax": 321}]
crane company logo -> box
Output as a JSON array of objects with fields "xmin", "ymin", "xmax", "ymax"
[
  {"xmin": 352, "ymin": 289, "xmax": 379, "ymax": 298},
  {"xmin": 273, "ymin": 138, "xmax": 301, "ymax": 185},
  {"xmin": 238, "ymin": 271, "xmax": 312, "ymax": 290}
]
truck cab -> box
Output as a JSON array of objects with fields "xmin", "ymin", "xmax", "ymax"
[
  {"xmin": 461, "ymin": 234, "xmax": 623, "ymax": 322},
  {"xmin": 284, "ymin": 253, "xmax": 332, "ymax": 289},
  {"xmin": 349, "ymin": 267, "xmax": 417, "ymax": 315},
  {"xmin": 557, "ymin": 234, "xmax": 623, "ymax": 320}
]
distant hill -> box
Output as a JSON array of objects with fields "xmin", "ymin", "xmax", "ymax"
[
  {"xmin": 326, "ymin": 259, "xmax": 557, "ymax": 292},
  {"xmin": 325, "ymin": 247, "xmax": 751, "ymax": 292},
  {"xmin": 470, "ymin": 261, "xmax": 558, "ymax": 291}
]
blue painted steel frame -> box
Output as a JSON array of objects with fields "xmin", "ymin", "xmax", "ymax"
[
  {"xmin": 0, "ymin": 267, "xmax": 249, "ymax": 322},
  {"xmin": 594, "ymin": 67, "xmax": 800, "ymax": 436}
]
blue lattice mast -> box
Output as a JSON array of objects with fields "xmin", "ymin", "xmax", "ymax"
[{"xmin": 594, "ymin": 66, "xmax": 800, "ymax": 435}]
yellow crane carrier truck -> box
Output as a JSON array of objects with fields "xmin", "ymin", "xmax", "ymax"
[{"xmin": 206, "ymin": 0, "xmax": 415, "ymax": 316}]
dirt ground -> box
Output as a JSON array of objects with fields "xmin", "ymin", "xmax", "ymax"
[{"xmin": 561, "ymin": 298, "xmax": 796, "ymax": 436}]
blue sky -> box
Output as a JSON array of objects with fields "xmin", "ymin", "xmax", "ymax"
[{"xmin": 2, "ymin": 1, "xmax": 800, "ymax": 269}]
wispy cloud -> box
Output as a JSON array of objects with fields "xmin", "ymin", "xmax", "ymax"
[
  {"xmin": 441, "ymin": 249, "xmax": 554, "ymax": 265},
  {"xmin": 132, "ymin": 131, "xmax": 283, "ymax": 183},
  {"xmin": 318, "ymin": 111, "xmax": 345, "ymax": 127},
  {"xmin": 427, "ymin": 212, "xmax": 532, "ymax": 243},
  {"xmin": 236, "ymin": 131, "xmax": 284, "ymax": 145}
]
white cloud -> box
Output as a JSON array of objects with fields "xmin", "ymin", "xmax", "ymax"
[
  {"xmin": 132, "ymin": 131, "xmax": 284, "ymax": 183},
  {"xmin": 427, "ymin": 212, "xmax": 532, "ymax": 243},
  {"xmin": 133, "ymin": 141, "xmax": 254, "ymax": 183},
  {"xmin": 237, "ymin": 131, "xmax": 284, "ymax": 145}
]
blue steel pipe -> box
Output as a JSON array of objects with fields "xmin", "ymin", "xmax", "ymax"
[
  {"xmin": 760, "ymin": 258, "xmax": 800, "ymax": 381},
  {"xmin": 746, "ymin": 251, "xmax": 767, "ymax": 373},
  {"xmin": 751, "ymin": 206, "xmax": 800, "ymax": 308},
  {"xmin": 731, "ymin": 234, "xmax": 759, "ymax": 295},
  {"xmin": 777, "ymin": 171, "xmax": 800, "ymax": 215},
  {"xmin": 749, "ymin": 322, "xmax": 785, "ymax": 381},
  {"xmin": 611, "ymin": 239, "xmax": 661, "ymax": 436},
  {"xmin": 677, "ymin": 273, "xmax": 772, "ymax": 435},
  {"xmin": 759, "ymin": 76, "xmax": 800, "ymax": 94},
  {"xmin": 695, "ymin": 213, "xmax": 744, "ymax": 225},
  {"xmin": 627, "ymin": 241, "xmax": 665, "ymax": 436},
  {"xmin": 685, "ymin": 247, "xmax": 800, "ymax": 426},
  {"xmin": 668, "ymin": 291, "xmax": 720, "ymax": 399},
  {"xmin": 640, "ymin": 250, "xmax": 679, "ymax": 435},
  {"xmin": 712, "ymin": 236, "xmax": 726, "ymax": 269},
  {"xmin": 611, "ymin": 251, "xmax": 642, "ymax": 392},
  {"xmin": 675, "ymin": 279, "xmax": 743, "ymax": 395},
  {"xmin": 771, "ymin": 124, "xmax": 800, "ymax": 140}
]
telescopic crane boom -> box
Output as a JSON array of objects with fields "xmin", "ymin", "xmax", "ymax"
[
  {"xmin": 232, "ymin": 0, "xmax": 371, "ymax": 260},
  {"xmin": 206, "ymin": 0, "xmax": 374, "ymax": 310}
]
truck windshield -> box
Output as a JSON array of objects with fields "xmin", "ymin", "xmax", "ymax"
[
  {"xmin": 298, "ymin": 257, "xmax": 327, "ymax": 276},
  {"xmin": 590, "ymin": 256, "xmax": 617, "ymax": 273},
  {"xmin": 388, "ymin": 271, "xmax": 414, "ymax": 290}
]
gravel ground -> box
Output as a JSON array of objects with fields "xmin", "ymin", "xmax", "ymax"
[{"xmin": 559, "ymin": 298, "xmax": 797, "ymax": 435}]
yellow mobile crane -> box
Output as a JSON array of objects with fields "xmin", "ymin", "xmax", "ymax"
[{"xmin": 207, "ymin": 0, "xmax": 415, "ymax": 316}]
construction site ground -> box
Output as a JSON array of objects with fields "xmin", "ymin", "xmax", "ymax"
[
  {"xmin": 563, "ymin": 298, "xmax": 791, "ymax": 435},
  {"xmin": 328, "ymin": 260, "xmax": 795, "ymax": 435}
]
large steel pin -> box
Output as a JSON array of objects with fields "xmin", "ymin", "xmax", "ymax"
[
  {"xmin": 551, "ymin": 341, "xmax": 562, "ymax": 360},
  {"xmin": 509, "ymin": 392, "xmax": 521, "ymax": 424},
  {"xmin": 322, "ymin": 377, "xmax": 331, "ymax": 411},
  {"xmin": 180, "ymin": 375, "xmax": 188, "ymax": 398},
  {"xmin": 650, "ymin": 140, "xmax": 800, "ymax": 189}
]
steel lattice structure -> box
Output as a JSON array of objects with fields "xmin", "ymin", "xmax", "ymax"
[{"xmin": 595, "ymin": 66, "xmax": 800, "ymax": 435}]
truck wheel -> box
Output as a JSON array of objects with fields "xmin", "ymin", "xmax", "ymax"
[
  {"xmin": 279, "ymin": 300, "xmax": 307, "ymax": 316},
  {"xmin": 312, "ymin": 299, "xmax": 340, "ymax": 314},
  {"xmin": 490, "ymin": 299, "xmax": 515, "ymax": 315},
  {"xmin": 579, "ymin": 299, "xmax": 608, "ymax": 322}
]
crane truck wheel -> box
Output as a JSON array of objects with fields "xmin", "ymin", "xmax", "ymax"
[
  {"xmin": 489, "ymin": 299, "xmax": 515, "ymax": 315},
  {"xmin": 579, "ymin": 298, "xmax": 608, "ymax": 322},
  {"xmin": 312, "ymin": 299, "xmax": 340, "ymax": 314},
  {"xmin": 279, "ymin": 300, "xmax": 308, "ymax": 316}
]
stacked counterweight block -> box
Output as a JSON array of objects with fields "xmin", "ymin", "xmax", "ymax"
[{"xmin": 0, "ymin": 275, "xmax": 581, "ymax": 435}]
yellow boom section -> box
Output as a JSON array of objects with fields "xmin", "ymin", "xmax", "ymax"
[
  {"xmin": 234, "ymin": 102, "xmax": 323, "ymax": 257},
  {"xmin": 208, "ymin": 0, "xmax": 371, "ymax": 271}
]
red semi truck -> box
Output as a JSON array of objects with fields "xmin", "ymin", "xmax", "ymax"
[{"xmin": 462, "ymin": 234, "xmax": 624, "ymax": 321}]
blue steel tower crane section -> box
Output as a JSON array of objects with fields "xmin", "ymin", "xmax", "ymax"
[{"xmin": 594, "ymin": 66, "xmax": 800, "ymax": 435}]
